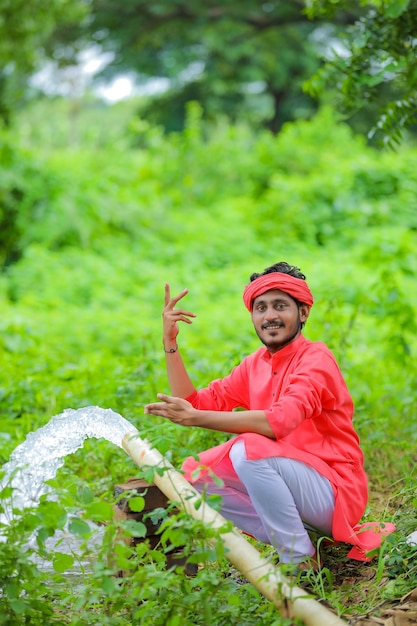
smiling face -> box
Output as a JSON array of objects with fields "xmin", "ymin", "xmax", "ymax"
[{"xmin": 251, "ymin": 289, "xmax": 310, "ymax": 354}]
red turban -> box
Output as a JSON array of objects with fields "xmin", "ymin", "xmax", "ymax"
[{"xmin": 243, "ymin": 273, "xmax": 314, "ymax": 312}]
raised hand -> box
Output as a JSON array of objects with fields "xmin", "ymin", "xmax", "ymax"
[{"xmin": 162, "ymin": 283, "xmax": 196, "ymax": 348}]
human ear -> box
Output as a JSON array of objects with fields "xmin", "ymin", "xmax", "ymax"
[{"xmin": 299, "ymin": 304, "xmax": 311, "ymax": 323}]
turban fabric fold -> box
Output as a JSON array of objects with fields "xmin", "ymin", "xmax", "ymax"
[{"xmin": 243, "ymin": 273, "xmax": 314, "ymax": 312}]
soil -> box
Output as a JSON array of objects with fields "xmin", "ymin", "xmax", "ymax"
[{"xmin": 301, "ymin": 542, "xmax": 417, "ymax": 626}]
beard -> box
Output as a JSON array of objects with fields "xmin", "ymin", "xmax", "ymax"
[{"xmin": 255, "ymin": 316, "xmax": 302, "ymax": 353}]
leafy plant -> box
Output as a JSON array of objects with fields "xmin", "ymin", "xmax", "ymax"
[{"xmin": 1, "ymin": 101, "xmax": 417, "ymax": 623}]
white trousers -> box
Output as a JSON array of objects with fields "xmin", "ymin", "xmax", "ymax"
[{"xmin": 193, "ymin": 439, "xmax": 335, "ymax": 563}]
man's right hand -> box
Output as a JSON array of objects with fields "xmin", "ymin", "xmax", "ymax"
[{"xmin": 162, "ymin": 283, "xmax": 196, "ymax": 350}]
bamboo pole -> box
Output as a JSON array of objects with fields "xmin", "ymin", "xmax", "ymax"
[{"xmin": 122, "ymin": 430, "xmax": 346, "ymax": 626}]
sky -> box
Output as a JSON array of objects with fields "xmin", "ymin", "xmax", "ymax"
[{"xmin": 31, "ymin": 47, "xmax": 170, "ymax": 103}]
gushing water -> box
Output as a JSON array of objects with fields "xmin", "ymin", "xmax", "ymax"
[
  {"xmin": 0, "ymin": 406, "xmax": 138, "ymax": 576},
  {"xmin": 0, "ymin": 406, "xmax": 137, "ymax": 523}
]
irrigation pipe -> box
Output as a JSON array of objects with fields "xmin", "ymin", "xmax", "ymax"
[{"xmin": 122, "ymin": 430, "xmax": 346, "ymax": 626}]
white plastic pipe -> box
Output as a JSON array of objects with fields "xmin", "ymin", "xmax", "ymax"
[{"xmin": 122, "ymin": 430, "xmax": 346, "ymax": 626}]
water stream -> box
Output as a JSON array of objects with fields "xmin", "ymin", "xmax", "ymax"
[{"xmin": 0, "ymin": 406, "xmax": 138, "ymax": 573}]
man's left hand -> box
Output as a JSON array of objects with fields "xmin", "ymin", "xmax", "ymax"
[{"xmin": 144, "ymin": 393, "xmax": 196, "ymax": 427}]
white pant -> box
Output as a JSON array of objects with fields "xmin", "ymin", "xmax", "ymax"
[{"xmin": 193, "ymin": 439, "xmax": 335, "ymax": 563}]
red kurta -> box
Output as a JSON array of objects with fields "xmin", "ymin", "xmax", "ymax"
[{"xmin": 182, "ymin": 335, "xmax": 394, "ymax": 560}]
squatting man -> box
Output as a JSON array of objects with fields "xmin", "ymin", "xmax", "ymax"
[{"xmin": 145, "ymin": 261, "xmax": 394, "ymax": 567}]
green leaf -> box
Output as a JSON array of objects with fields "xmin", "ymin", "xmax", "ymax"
[
  {"xmin": 123, "ymin": 519, "xmax": 147, "ymax": 538},
  {"xmin": 127, "ymin": 495, "xmax": 145, "ymax": 513},
  {"xmin": 191, "ymin": 468, "xmax": 203, "ymax": 481},
  {"xmin": 85, "ymin": 500, "xmax": 114, "ymax": 522},
  {"xmin": 101, "ymin": 576, "xmax": 117, "ymax": 593},
  {"xmin": 10, "ymin": 599, "xmax": 27, "ymax": 615},
  {"xmin": 193, "ymin": 497, "xmax": 202, "ymax": 511},
  {"xmin": 210, "ymin": 474, "xmax": 224, "ymax": 488},
  {"xmin": 68, "ymin": 517, "xmax": 92, "ymax": 538},
  {"xmin": 384, "ymin": 0, "xmax": 410, "ymax": 18},
  {"xmin": 52, "ymin": 552, "xmax": 74, "ymax": 573},
  {"xmin": 206, "ymin": 494, "xmax": 223, "ymax": 511},
  {"xmin": 0, "ymin": 486, "xmax": 13, "ymax": 499},
  {"xmin": 78, "ymin": 485, "xmax": 95, "ymax": 504},
  {"xmin": 6, "ymin": 582, "xmax": 19, "ymax": 599}
]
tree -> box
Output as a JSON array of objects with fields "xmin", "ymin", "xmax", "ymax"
[
  {"xmin": 0, "ymin": 0, "xmax": 86, "ymax": 123},
  {"xmin": 304, "ymin": 0, "xmax": 417, "ymax": 147},
  {"xmin": 77, "ymin": 0, "xmax": 359, "ymax": 132}
]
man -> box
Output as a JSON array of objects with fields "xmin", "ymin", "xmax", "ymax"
[{"xmin": 145, "ymin": 262, "xmax": 394, "ymax": 567}]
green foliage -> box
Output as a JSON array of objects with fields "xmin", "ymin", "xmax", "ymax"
[
  {"xmin": 305, "ymin": 0, "xmax": 417, "ymax": 146},
  {"xmin": 0, "ymin": 0, "xmax": 85, "ymax": 70},
  {"xmin": 0, "ymin": 0, "xmax": 87, "ymax": 122},
  {"xmin": 75, "ymin": 0, "xmax": 325, "ymax": 132},
  {"xmin": 1, "ymin": 101, "xmax": 417, "ymax": 622},
  {"xmin": 0, "ymin": 480, "xmax": 292, "ymax": 625},
  {"xmin": 0, "ymin": 495, "xmax": 66, "ymax": 624},
  {"xmin": 0, "ymin": 128, "xmax": 58, "ymax": 267}
]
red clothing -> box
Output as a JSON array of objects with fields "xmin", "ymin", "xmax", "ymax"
[{"xmin": 182, "ymin": 334, "xmax": 394, "ymax": 560}]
